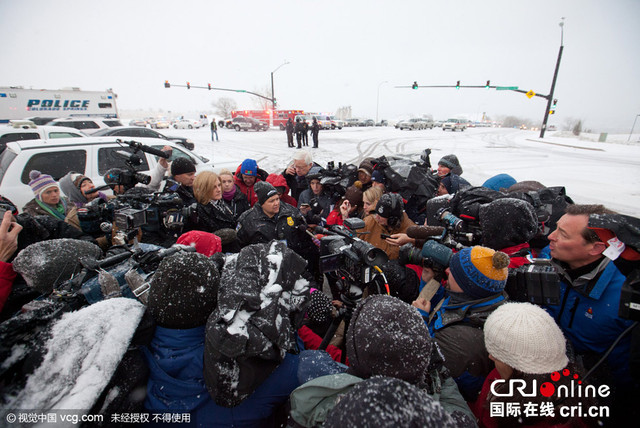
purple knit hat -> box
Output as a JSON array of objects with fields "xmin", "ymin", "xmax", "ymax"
[{"xmin": 28, "ymin": 170, "xmax": 59, "ymax": 199}]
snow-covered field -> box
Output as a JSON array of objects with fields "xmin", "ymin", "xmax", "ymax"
[{"xmin": 154, "ymin": 124, "xmax": 640, "ymax": 217}]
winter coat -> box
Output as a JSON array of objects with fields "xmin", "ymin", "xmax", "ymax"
[
  {"xmin": 546, "ymin": 257, "xmax": 635, "ymax": 388},
  {"xmin": 192, "ymin": 200, "xmax": 237, "ymax": 233},
  {"xmin": 236, "ymin": 201, "xmax": 316, "ymax": 261},
  {"xmin": 58, "ymin": 172, "xmax": 109, "ymax": 208},
  {"xmin": 282, "ymin": 162, "xmax": 323, "ymax": 202},
  {"xmin": 266, "ymin": 173, "xmax": 297, "ymax": 207},
  {"xmin": 203, "ymin": 241, "xmax": 309, "ymax": 409},
  {"xmin": 311, "ymin": 122, "xmax": 320, "ymax": 136},
  {"xmin": 234, "ymin": 164, "xmax": 264, "ymax": 207},
  {"xmin": 286, "ymin": 120, "xmax": 294, "ymax": 135},
  {"xmin": 222, "ymin": 184, "xmax": 251, "ymax": 219},
  {"xmin": 417, "ymin": 290, "xmax": 508, "ymax": 401},
  {"xmin": 0, "ymin": 261, "xmax": 16, "ymax": 312},
  {"xmin": 22, "ymin": 197, "xmax": 81, "ymax": 230},
  {"xmin": 360, "ymin": 212, "xmax": 416, "ymax": 260},
  {"xmin": 144, "ymin": 325, "xmax": 301, "ymax": 428}
]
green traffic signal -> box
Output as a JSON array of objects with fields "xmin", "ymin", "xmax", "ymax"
[
  {"xmin": 456, "ymin": 80, "xmax": 460, "ymax": 89},
  {"xmin": 412, "ymin": 81, "xmax": 418, "ymax": 90}
]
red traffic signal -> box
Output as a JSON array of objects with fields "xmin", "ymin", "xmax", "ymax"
[
  {"xmin": 208, "ymin": 83, "xmax": 212, "ymax": 90},
  {"xmin": 164, "ymin": 80, "xmax": 170, "ymax": 88},
  {"xmin": 186, "ymin": 82, "xmax": 191, "ymax": 89}
]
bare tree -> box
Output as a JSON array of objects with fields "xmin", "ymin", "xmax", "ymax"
[
  {"xmin": 251, "ymin": 85, "xmax": 272, "ymax": 110},
  {"xmin": 213, "ymin": 98, "xmax": 237, "ymax": 118},
  {"xmin": 572, "ymin": 120, "xmax": 582, "ymax": 136}
]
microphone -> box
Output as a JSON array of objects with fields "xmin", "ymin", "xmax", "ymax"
[
  {"xmin": 406, "ymin": 225, "xmax": 446, "ymax": 240},
  {"xmin": 84, "ymin": 184, "xmax": 112, "ymax": 195},
  {"xmin": 116, "ymin": 139, "xmax": 171, "ymax": 158}
]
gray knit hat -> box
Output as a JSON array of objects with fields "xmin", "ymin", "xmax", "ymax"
[{"xmin": 484, "ymin": 302, "xmax": 568, "ymax": 374}]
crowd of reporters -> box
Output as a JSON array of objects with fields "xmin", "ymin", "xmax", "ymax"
[{"xmin": 0, "ymin": 144, "xmax": 639, "ymax": 427}]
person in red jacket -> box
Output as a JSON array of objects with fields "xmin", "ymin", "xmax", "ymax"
[
  {"xmin": 266, "ymin": 173, "xmax": 297, "ymax": 208},
  {"xmin": 0, "ymin": 210, "xmax": 22, "ymax": 312},
  {"xmin": 233, "ymin": 159, "xmax": 263, "ymax": 207}
]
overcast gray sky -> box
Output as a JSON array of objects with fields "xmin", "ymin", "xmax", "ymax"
[{"xmin": 1, "ymin": 0, "xmax": 638, "ymax": 132}]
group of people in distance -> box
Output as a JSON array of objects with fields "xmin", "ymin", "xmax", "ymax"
[{"xmin": 0, "ymin": 146, "xmax": 638, "ymax": 427}]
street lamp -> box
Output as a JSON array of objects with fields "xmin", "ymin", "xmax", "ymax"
[
  {"xmin": 376, "ymin": 81, "xmax": 388, "ymax": 124},
  {"xmin": 628, "ymin": 114, "xmax": 640, "ymax": 142},
  {"xmin": 270, "ymin": 61, "xmax": 290, "ymax": 127}
]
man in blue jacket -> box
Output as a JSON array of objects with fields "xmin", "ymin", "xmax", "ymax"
[{"xmin": 544, "ymin": 204, "xmax": 638, "ymax": 421}]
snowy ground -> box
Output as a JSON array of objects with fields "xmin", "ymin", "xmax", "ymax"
[{"xmin": 153, "ymin": 124, "xmax": 640, "ymax": 217}]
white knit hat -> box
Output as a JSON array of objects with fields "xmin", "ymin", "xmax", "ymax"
[{"xmin": 484, "ymin": 302, "xmax": 568, "ymax": 374}]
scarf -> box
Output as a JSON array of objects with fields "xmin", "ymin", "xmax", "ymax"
[
  {"xmin": 222, "ymin": 186, "xmax": 236, "ymax": 202},
  {"xmin": 35, "ymin": 198, "xmax": 67, "ymax": 220}
]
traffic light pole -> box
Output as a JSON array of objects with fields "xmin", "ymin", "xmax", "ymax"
[{"xmin": 540, "ymin": 41, "xmax": 564, "ymax": 138}]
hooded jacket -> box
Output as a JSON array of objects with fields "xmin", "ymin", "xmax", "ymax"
[
  {"xmin": 266, "ymin": 173, "xmax": 297, "ymax": 207},
  {"xmin": 234, "ymin": 164, "xmax": 267, "ymax": 207},
  {"xmin": 289, "ymin": 296, "xmax": 473, "ymax": 427}
]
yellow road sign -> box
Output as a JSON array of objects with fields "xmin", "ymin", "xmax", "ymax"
[{"xmin": 526, "ymin": 90, "xmax": 535, "ymax": 99}]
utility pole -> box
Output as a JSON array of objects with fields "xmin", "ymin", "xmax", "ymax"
[{"xmin": 540, "ymin": 18, "xmax": 565, "ymax": 139}]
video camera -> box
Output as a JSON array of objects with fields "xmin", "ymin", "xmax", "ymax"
[
  {"xmin": 320, "ymin": 161, "xmax": 357, "ymax": 204},
  {"xmin": 505, "ymin": 259, "xmax": 561, "ymax": 305},
  {"xmin": 317, "ymin": 218, "xmax": 388, "ymax": 301}
]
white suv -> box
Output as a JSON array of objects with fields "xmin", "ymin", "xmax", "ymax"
[
  {"xmin": 0, "ymin": 137, "xmax": 213, "ymax": 210},
  {"xmin": 442, "ymin": 119, "xmax": 467, "ymax": 132},
  {"xmin": 48, "ymin": 117, "xmax": 123, "ymax": 134},
  {"xmin": 1, "ymin": 125, "xmax": 86, "ymax": 151}
]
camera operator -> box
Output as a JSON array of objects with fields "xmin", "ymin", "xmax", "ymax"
[
  {"xmin": 412, "ymin": 245, "xmax": 510, "ymax": 402},
  {"xmin": 544, "ymin": 204, "xmax": 639, "ymax": 419},
  {"xmin": 361, "ymin": 193, "xmax": 416, "ymax": 260},
  {"xmin": 298, "ymin": 168, "xmax": 332, "ymax": 226}
]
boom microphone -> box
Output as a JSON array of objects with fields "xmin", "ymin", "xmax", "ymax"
[{"xmin": 406, "ymin": 225, "xmax": 446, "ymax": 240}]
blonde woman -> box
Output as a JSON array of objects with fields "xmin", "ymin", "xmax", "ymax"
[
  {"xmin": 218, "ymin": 169, "xmax": 250, "ymax": 220},
  {"xmin": 362, "ymin": 186, "xmax": 384, "ymax": 217}
]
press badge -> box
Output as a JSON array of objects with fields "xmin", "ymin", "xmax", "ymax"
[{"xmin": 603, "ymin": 237, "xmax": 625, "ymax": 260}]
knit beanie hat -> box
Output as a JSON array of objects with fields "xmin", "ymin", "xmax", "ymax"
[
  {"xmin": 13, "ymin": 238, "xmax": 103, "ymax": 293},
  {"xmin": 170, "ymin": 157, "xmax": 196, "ymax": 176},
  {"xmin": 484, "ymin": 302, "xmax": 568, "ymax": 374},
  {"xmin": 479, "ymin": 198, "xmax": 538, "ymax": 250},
  {"xmin": 438, "ymin": 154, "xmax": 463, "ymax": 175},
  {"xmin": 71, "ymin": 173, "xmax": 92, "ymax": 189},
  {"xmin": 357, "ymin": 159, "xmax": 374, "ymax": 176},
  {"xmin": 28, "ymin": 170, "xmax": 59, "ymax": 199},
  {"xmin": 254, "ymin": 181, "xmax": 278, "ymax": 205},
  {"xmin": 375, "ymin": 193, "xmax": 404, "ymax": 219},
  {"xmin": 346, "ymin": 295, "xmax": 433, "ymax": 385},
  {"xmin": 482, "ymin": 173, "xmax": 517, "ymax": 192},
  {"xmin": 176, "ymin": 230, "xmax": 222, "ymax": 257},
  {"xmin": 448, "ymin": 246, "xmax": 510, "ymax": 299},
  {"xmin": 371, "ymin": 169, "xmax": 386, "ymax": 185},
  {"xmin": 307, "ymin": 289, "xmax": 333, "ymax": 324},
  {"xmin": 240, "ymin": 159, "xmax": 258, "ymax": 177},
  {"xmin": 324, "ymin": 377, "xmax": 458, "ymax": 428},
  {"xmin": 148, "ymin": 251, "xmax": 220, "ymax": 329}
]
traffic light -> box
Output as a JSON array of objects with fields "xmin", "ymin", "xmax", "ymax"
[
  {"xmin": 485, "ymin": 80, "xmax": 490, "ymax": 89},
  {"xmin": 552, "ymin": 98, "xmax": 558, "ymax": 108},
  {"xmin": 164, "ymin": 80, "xmax": 170, "ymax": 88},
  {"xmin": 412, "ymin": 81, "xmax": 418, "ymax": 89},
  {"xmin": 456, "ymin": 80, "xmax": 460, "ymax": 90},
  {"xmin": 208, "ymin": 83, "xmax": 211, "ymax": 90},
  {"xmin": 549, "ymin": 109, "xmax": 555, "ymax": 115},
  {"xmin": 186, "ymin": 82, "xmax": 190, "ymax": 89}
]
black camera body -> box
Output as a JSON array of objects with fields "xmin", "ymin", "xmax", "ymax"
[
  {"xmin": 505, "ymin": 259, "xmax": 561, "ymax": 305},
  {"xmin": 319, "ymin": 218, "xmax": 388, "ymax": 298},
  {"xmin": 619, "ymin": 269, "xmax": 640, "ymax": 321}
]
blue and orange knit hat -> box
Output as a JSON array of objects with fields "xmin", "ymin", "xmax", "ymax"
[
  {"xmin": 28, "ymin": 170, "xmax": 59, "ymax": 200},
  {"xmin": 449, "ymin": 246, "xmax": 510, "ymax": 299}
]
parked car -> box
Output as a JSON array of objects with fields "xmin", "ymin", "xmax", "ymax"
[
  {"xmin": 92, "ymin": 126, "xmax": 195, "ymax": 150},
  {"xmin": 129, "ymin": 119, "xmax": 148, "ymax": 127},
  {"xmin": 1, "ymin": 124, "xmax": 86, "ymax": 153},
  {"xmin": 397, "ymin": 118, "xmax": 426, "ymax": 130},
  {"xmin": 0, "ymin": 137, "xmax": 213, "ymax": 210},
  {"xmin": 358, "ymin": 119, "xmax": 375, "ymax": 127},
  {"xmin": 172, "ymin": 119, "xmax": 200, "ymax": 129},
  {"xmin": 149, "ymin": 118, "xmax": 171, "ymax": 129},
  {"xmin": 442, "ymin": 118, "xmax": 467, "ymax": 132},
  {"xmin": 375, "ymin": 120, "xmax": 389, "ymax": 127},
  {"xmin": 344, "ymin": 118, "xmax": 360, "ymax": 127},
  {"xmin": 419, "ymin": 117, "xmax": 435, "ymax": 129},
  {"xmin": 229, "ymin": 116, "xmax": 269, "ymax": 131},
  {"xmin": 48, "ymin": 117, "xmax": 123, "ymax": 134}
]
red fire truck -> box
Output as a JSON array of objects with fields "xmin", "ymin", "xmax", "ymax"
[{"xmin": 222, "ymin": 109, "xmax": 304, "ymax": 130}]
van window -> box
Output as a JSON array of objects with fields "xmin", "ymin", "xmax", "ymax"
[
  {"xmin": 0, "ymin": 150, "xmax": 18, "ymax": 185},
  {"xmin": 21, "ymin": 150, "xmax": 87, "ymax": 184},
  {"xmin": 0, "ymin": 133, "xmax": 40, "ymax": 144},
  {"xmin": 103, "ymin": 120, "xmax": 123, "ymax": 127},
  {"xmin": 49, "ymin": 132, "xmax": 83, "ymax": 139},
  {"xmin": 98, "ymin": 147, "xmax": 150, "ymax": 175}
]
